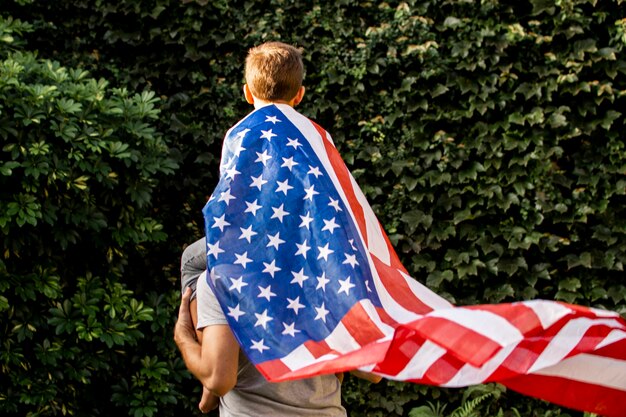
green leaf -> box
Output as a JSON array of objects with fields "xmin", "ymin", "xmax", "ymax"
[
  {"xmin": 400, "ymin": 210, "xmax": 433, "ymax": 233},
  {"xmin": 558, "ymin": 278, "xmax": 582, "ymax": 292},
  {"xmin": 0, "ymin": 161, "xmax": 19, "ymax": 176}
]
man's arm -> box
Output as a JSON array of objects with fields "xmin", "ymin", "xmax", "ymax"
[
  {"xmin": 180, "ymin": 239, "xmax": 222, "ymax": 411},
  {"xmin": 175, "ymin": 287, "xmax": 240, "ymax": 397}
]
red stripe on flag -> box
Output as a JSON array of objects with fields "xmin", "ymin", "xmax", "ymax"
[
  {"xmin": 311, "ymin": 121, "xmax": 368, "ymax": 246},
  {"xmin": 372, "ymin": 255, "xmax": 435, "ymax": 315},
  {"xmin": 256, "ymin": 358, "xmax": 293, "ymax": 381},
  {"xmin": 504, "ymin": 373, "xmax": 626, "ymax": 417},
  {"xmin": 258, "ymin": 340, "xmax": 392, "ymax": 382},
  {"xmin": 371, "ymin": 325, "xmax": 423, "ymax": 376},
  {"xmin": 593, "ymin": 337, "xmax": 626, "ymax": 359},
  {"xmin": 487, "ymin": 339, "xmax": 546, "ymax": 381},
  {"xmin": 375, "ymin": 328, "xmax": 466, "ymax": 385},
  {"xmin": 341, "ymin": 302, "xmax": 387, "ymax": 346},
  {"xmin": 304, "ymin": 339, "xmax": 333, "ymax": 359},
  {"xmin": 375, "ymin": 305, "xmax": 399, "ymax": 328},
  {"xmin": 402, "ymin": 316, "xmax": 503, "ymax": 367},
  {"xmin": 417, "ymin": 352, "xmax": 466, "ymax": 386}
]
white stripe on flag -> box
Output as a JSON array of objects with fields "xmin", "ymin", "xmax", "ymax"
[
  {"xmin": 281, "ymin": 344, "xmax": 317, "ymax": 371},
  {"xmin": 398, "ymin": 270, "xmax": 454, "ymax": 311},
  {"xmin": 533, "ymin": 353, "xmax": 626, "ymax": 391},
  {"xmin": 325, "ymin": 321, "xmax": 361, "ymax": 352},
  {"xmin": 350, "ymin": 174, "xmax": 391, "ymax": 265},
  {"xmin": 597, "ymin": 328, "xmax": 626, "ymax": 349},
  {"xmin": 523, "ymin": 300, "xmax": 573, "ymax": 329},
  {"xmin": 367, "ymin": 261, "xmax": 423, "ymax": 323}
]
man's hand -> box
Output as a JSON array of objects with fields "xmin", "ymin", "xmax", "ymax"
[
  {"xmin": 350, "ymin": 370, "xmax": 383, "ymax": 383},
  {"xmin": 174, "ymin": 287, "xmax": 197, "ymax": 348}
]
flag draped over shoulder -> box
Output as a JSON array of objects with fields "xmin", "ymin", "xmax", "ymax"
[{"xmin": 203, "ymin": 103, "xmax": 626, "ymax": 417}]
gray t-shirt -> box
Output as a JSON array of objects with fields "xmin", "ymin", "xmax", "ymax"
[{"xmin": 196, "ymin": 272, "xmax": 347, "ymax": 417}]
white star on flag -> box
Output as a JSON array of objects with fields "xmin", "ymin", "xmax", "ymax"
[
  {"xmin": 282, "ymin": 322, "xmax": 301, "ymax": 337},
  {"xmin": 337, "ymin": 276, "xmax": 356, "ymax": 296},
  {"xmin": 295, "ymin": 239, "xmax": 311, "ymax": 258},
  {"xmin": 262, "ymin": 260, "xmax": 281, "ymax": 278},
  {"xmin": 260, "ymin": 129, "xmax": 277, "ymax": 141},
  {"xmin": 258, "ymin": 285, "xmax": 277, "ymax": 301},
  {"xmin": 244, "ymin": 199, "xmax": 262, "ymax": 216},
  {"xmin": 316, "ymin": 271, "xmax": 330, "ymax": 291},
  {"xmin": 271, "ymin": 204, "xmax": 289, "ymax": 222},
  {"xmin": 307, "ymin": 165, "xmax": 323, "ymax": 178},
  {"xmin": 303, "ymin": 185, "xmax": 319, "ymax": 201},
  {"xmin": 290, "ymin": 268, "xmax": 308, "ymax": 287},
  {"xmin": 225, "ymin": 166, "xmax": 241, "ymax": 179},
  {"xmin": 207, "ymin": 241, "xmax": 224, "ymax": 259},
  {"xmin": 286, "ymin": 137, "xmax": 302, "ymax": 148},
  {"xmin": 314, "ymin": 302, "xmax": 329, "ymax": 322},
  {"xmin": 229, "ymin": 276, "xmax": 247, "ymax": 293},
  {"xmin": 227, "ymin": 304, "xmax": 245, "ymax": 321},
  {"xmin": 299, "ymin": 212, "xmax": 314, "ymax": 229},
  {"xmin": 276, "ymin": 179, "xmax": 294, "ymax": 195},
  {"xmin": 317, "ymin": 243, "xmax": 334, "ymax": 261},
  {"xmin": 322, "ymin": 217, "xmax": 340, "ymax": 234},
  {"xmin": 250, "ymin": 174, "xmax": 268, "ymax": 190},
  {"xmin": 250, "ymin": 339, "xmax": 269, "ymax": 353},
  {"xmin": 286, "ymin": 296, "xmax": 305, "ymax": 314},
  {"xmin": 266, "ymin": 232, "xmax": 286, "ymax": 250},
  {"xmin": 255, "ymin": 150, "xmax": 272, "ymax": 166},
  {"xmin": 234, "ymin": 252, "xmax": 252, "ymax": 268},
  {"xmin": 234, "ymin": 143, "xmax": 247, "ymax": 157},
  {"xmin": 281, "ymin": 157, "xmax": 298, "ymax": 171},
  {"xmin": 239, "ymin": 225, "xmax": 257, "ymax": 243},
  {"xmin": 328, "ymin": 197, "xmax": 342, "ymax": 212},
  {"xmin": 218, "ymin": 188, "xmax": 236, "ymax": 205},
  {"xmin": 343, "ymin": 253, "xmax": 359, "ymax": 268},
  {"xmin": 212, "ymin": 214, "xmax": 230, "ymax": 232},
  {"xmin": 254, "ymin": 309, "xmax": 273, "ymax": 329}
]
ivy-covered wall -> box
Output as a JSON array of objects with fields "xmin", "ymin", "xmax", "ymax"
[{"xmin": 1, "ymin": 0, "xmax": 625, "ymax": 416}]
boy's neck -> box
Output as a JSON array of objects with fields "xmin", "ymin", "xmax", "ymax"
[{"xmin": 253, "ymin": 98, "xmax": 293, "ymax": 109}]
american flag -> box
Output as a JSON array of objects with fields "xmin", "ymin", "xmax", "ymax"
[{"xmin": 203, "ymin": 103, "xmax": 626, "ymax": 417}]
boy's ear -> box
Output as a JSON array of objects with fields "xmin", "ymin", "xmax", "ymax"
[
  {"xmin": 292, "ymin": 86, "xmax": 305, "ymax": 107},
  {"xmin": 243, "ymin": 84, "xmax": 254, "ymax": 104}
]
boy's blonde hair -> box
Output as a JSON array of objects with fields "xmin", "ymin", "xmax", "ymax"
[{"xmin": 244, "ymin": 42, "xmax": 304, "ymax": 102}]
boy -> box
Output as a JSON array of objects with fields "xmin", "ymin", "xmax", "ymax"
[{"xmin": 175, "ymin": 41, "xmax": 380, "ymax": 415}]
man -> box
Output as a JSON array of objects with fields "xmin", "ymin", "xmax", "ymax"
[{"xmin": 174, "ymin": 41, "xmax": 380, "ymax": 415}]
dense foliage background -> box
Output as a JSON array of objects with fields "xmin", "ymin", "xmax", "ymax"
[{"xmin": 1, "ymin": 0, "xmax": 624, "ymax": 416}]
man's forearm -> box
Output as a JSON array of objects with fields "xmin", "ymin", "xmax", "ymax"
[{"xmin": 174, "ymin": 321, "xmax": 206, "ymax": 382}]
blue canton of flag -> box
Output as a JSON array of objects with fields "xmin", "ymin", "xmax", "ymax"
[{"xmin": 203, "ymin": 104, "xmax": 382, "ymax": 365}]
